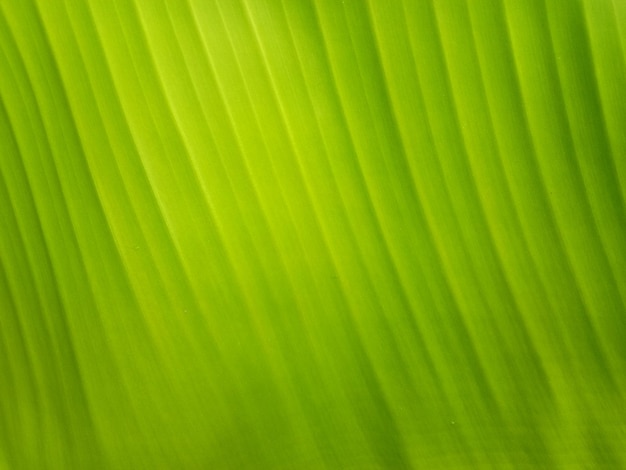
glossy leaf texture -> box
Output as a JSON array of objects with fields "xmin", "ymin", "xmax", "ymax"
[{"xmin": 1, "ymin": 0, "xmax": 626, "ymax": 468}]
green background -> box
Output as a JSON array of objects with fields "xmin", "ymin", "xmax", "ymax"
[{"xmin": 1, "ymin": 0, "xmax": 626, "ymax": 468}]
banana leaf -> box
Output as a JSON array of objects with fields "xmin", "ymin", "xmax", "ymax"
[{"xmin": 1, "ymin": 0, "xmax": 625, "ymax": 468}]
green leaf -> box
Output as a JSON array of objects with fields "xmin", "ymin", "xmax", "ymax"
[{"xmin": 1, "ymin": 0, "xmax": 625, "ymax": 468}]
